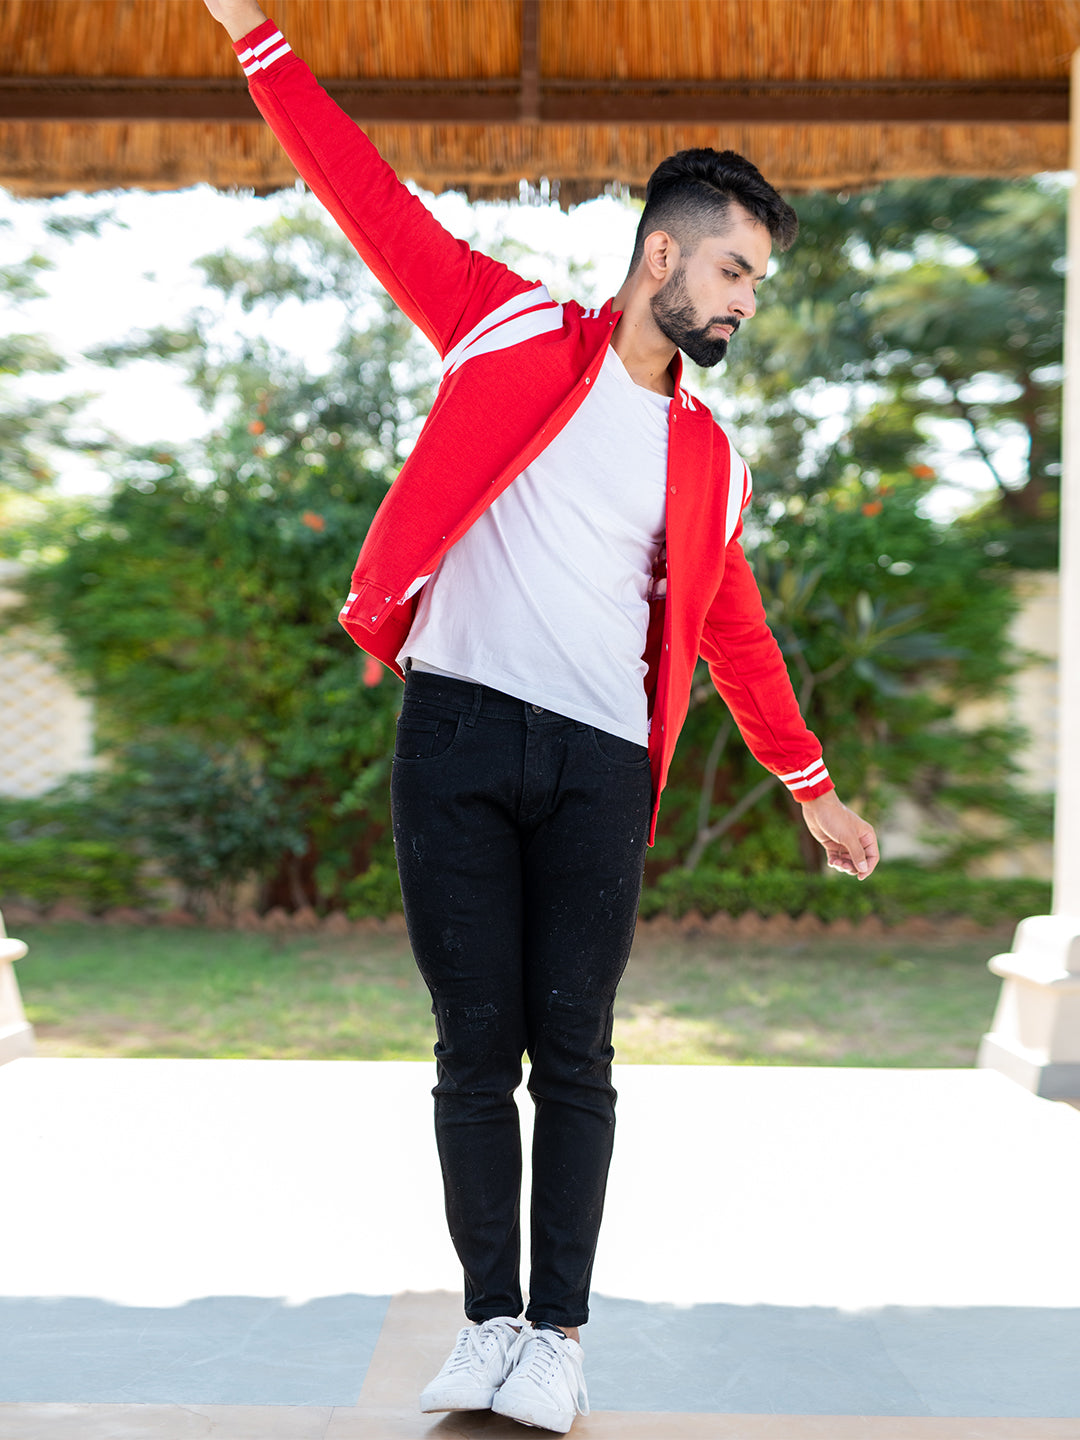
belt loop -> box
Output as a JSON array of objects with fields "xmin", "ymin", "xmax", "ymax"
[{"xmin": 465, "ymin": 682, "xmax": 484, "ymax": 728}]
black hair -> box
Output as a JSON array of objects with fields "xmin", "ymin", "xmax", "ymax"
[{"xmin": 629, "ymin": 148, "xmax": 798, "ymax": 272}]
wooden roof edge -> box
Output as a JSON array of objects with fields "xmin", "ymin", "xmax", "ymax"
[{"xmin": 0, "ymin": 75, "xmax": 1069, "ymax": 126}]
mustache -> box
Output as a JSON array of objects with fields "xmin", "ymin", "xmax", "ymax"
[{"xmin": 707, "ymin": 316, "xmax": 741, "ymax": 335}]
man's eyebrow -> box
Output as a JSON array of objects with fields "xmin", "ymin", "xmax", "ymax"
[{"xmin": 724, "ymin": 250, "xmax": 769, "ymax": 284}]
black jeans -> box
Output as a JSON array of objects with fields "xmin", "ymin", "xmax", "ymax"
[{"xmin": 390, "ymin": 670, "xmax": 651, "ymax": 1327}]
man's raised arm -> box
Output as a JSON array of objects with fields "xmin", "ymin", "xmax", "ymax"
[
  {"xmin": 198, "ymin": 0, "xmax": 536, "ymax": 358},
  {"xmin": 202, "ymin": 0, "xmax": 268, "ymax": 44}
]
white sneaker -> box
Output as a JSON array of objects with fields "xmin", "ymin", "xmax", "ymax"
[
  {"xmin": 491, "ymin": 1326, "xmax": 590, "ymax": 1433},
  {"xmin": 419, "ymin": 1316, "xmax": 522, "ymax": 1413}
]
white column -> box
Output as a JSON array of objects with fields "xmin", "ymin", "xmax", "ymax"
[
  {"xmin": 977, "ymin": 47, "xmax": 1080, "ymax": 1099},
  {"xmin": 0, "ymin": 909, "xmax": 33, "ymax": 1065}
]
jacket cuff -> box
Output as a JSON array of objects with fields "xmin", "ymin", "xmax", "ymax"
[
  {"xmin": 780, "ymin": 760, "xmax": 834, "ymax": 802},
  {"xmin": 233, "ymin": 18, "xmax": 292, "ymax": 76},
  {"xmin": 339, "ymin": 581, "xmax": 400, "ymax": 633}
]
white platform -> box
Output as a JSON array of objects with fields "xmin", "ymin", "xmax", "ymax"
[{"xmin": 1, "ymin": 1059, "xmax": 1078, "ymax": 1437}]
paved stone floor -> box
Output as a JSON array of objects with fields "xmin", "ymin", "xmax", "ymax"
[{"xmin": 1, "ymin": 1058, "xmax": 1078, "ymax": 1439}]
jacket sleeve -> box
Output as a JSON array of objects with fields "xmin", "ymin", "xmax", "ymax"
[
  {"xmin": 698, "ymin": 528, "xmax": 835, "ymax": 803},
  {"xmin": 232, "ymin": 19, "xmax": 537, "ymax": 357}
]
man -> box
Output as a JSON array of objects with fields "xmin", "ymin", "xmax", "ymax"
[{"xmin": 204, "ymin": 3, "xmax": 878, "ymax": 1431}]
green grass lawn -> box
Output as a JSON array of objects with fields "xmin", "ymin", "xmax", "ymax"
[{"xmin": 12, "ymin": 921, "xmax": 1007, "ymax": 1068}]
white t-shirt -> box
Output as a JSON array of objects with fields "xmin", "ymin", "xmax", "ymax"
[{"xmin": 399, "ymin": 345, "xmax": 670, "ymax": 745}]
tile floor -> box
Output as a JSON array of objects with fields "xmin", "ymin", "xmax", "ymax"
[{"xmin": 1, "ymin": 1059, "xmax": 1078, "ymax": 1439}]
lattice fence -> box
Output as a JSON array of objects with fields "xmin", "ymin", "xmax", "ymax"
[{"xmin": 0, "ymin": 622, "xmax": 94, "ymax": 798}]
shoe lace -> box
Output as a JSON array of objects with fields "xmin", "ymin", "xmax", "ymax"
[
  {"xmin": 444, "ymin": 1318, "xmax": 518, "ymax": 1375},
  {"xmin": 511, "ymin": 1329, "xmax": 588, "ymax": 1412}
]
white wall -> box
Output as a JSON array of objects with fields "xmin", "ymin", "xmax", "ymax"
[{"xmin": 0, "ymin": 561, "xmax": 95, "ymax": 798}]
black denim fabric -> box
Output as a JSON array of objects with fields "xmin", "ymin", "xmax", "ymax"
[{"xmin": 390, "ymin": 669, "xmax": 652, "ymax": 1327}]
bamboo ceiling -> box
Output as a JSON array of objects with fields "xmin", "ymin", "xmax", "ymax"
[{"xmin": 1, "ymin": 0, "xmax": 1078, "ymax": 202}]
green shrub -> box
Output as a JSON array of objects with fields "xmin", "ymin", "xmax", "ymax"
[
  {"xmin": 98, "ymin": 738, "xmax": 304, "ymax": 912},
  {"xmin": 0, "ymin": 743, "xmax": 303, "ymax": 915},
  {"xmin": 342, "ymin": 861, "xmax": 404, "ymax": 919},
  {"xmin": 341, "ymin": 859, "xmax": 1048, "ymax": 928},
  {"xmin": 0, "ymin": 837, "xmax": 143, "ymax": 910},
  {"xmin": 639, "ymin": 863, "xmax": 1050, "ymax": 928}
]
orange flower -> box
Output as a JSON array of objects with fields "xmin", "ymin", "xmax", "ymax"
[
  {"xmin": 248, "ymin": 419, "xmax": 266, "ymax": 435},
  {"xmin": 362, "ymin": 655, "xmax": 384, "ymax": 687},
  {"xmin": 862, "ymin": 500, "xmax": 883, "ymax": 517},
  {"xmin": 911, "ymin": 464, "xmax": 936, "ymax": 481},
  {"xmin": 301, "ymin": 511, "xmax": 326, "ymax": 532}
]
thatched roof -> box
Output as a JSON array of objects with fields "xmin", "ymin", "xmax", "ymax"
[{"xmin": 2, "ymin": 0, "xmax": 1078, "ymax": 201}]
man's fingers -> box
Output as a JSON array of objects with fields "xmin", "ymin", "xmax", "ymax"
[
  {"xmin": 800, "ymin": 796, "xmax": 879, "ymax": 880},
  {"xmin": 861, "ymin": 827, "xmax": 880, "ymax": 863},
  {"xmin": 827, "ymin": 848, "xmax": 857, "ymax": 876},
  {"xmin": 843, "ymin": 825, "xmax": 869, "ymax": 876},
  {"xmin": 851, "ymin": 824, "xmax": 879, "ymax": 880},
  {"xmin": 823, "ymin": 816, "xmax": 868, "ymax": 876}
]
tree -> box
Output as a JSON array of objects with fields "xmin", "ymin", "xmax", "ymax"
[
  {"xmin": 658, "ymin": 469, "xmax": 1039, "ymax": 876},
  {"xmin": 701, "ymin": 177, "xmax": 1065, "ymax": 568},
  {"xmin": 17, "ymin": 182, "xmax": 1055, "ymax": 901},
  {"xmin": 660, "ymin": 177, "xmax": 1062, "ymax": 874},
  {"xmin": 0, "ymin": 208, "xmax": 122, "ymax": 556},
  {"xmin": 23, "ymin": 203, "xmax": 437, "ymax": 910}
]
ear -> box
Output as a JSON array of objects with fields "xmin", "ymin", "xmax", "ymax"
[{"xmin": 642, "ymin": 230, "xmax": 679, "ymax": 284}]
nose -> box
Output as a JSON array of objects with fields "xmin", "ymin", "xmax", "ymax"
[{"xmin": 733, "ymin": 279, "xmax": 756, "ymax": 320}]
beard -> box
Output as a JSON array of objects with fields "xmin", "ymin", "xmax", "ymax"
[{"xmin": 650, "ymin": 263, "xmax": 739, "ymax": 368}]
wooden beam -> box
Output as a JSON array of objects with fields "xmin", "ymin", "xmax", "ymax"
[
  {"xmin": 542, "ymin": 79, "xmax": 1070, "ymax": 126},
  {"xmin": 520, "ymin": 0, "xmax": 540, "ymax": 124},
  {"xmin": 0, "ymin": 75, "xmax": 1067, "ymax": 126}
]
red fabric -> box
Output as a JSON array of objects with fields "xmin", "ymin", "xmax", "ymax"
[{"xmin": 237, "ymin": 21, "xmax": 835, "ymax": 843}]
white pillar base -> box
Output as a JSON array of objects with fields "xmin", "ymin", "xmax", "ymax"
[
  {"xmin": 977, "ymin": 914, "xmax": 1080, "ymax": 1100},
  {"xmin": 0, "ymin": 926, "xmax": 34, "ymax": 1066},
  {"xmin": 0, "ymin": 1021, "xmax": 35, "ymax": 1064}
]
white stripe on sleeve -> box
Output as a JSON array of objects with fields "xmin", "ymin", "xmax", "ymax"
[
  {"xmin": 780, "ymin": 760, "xmax": 830, "ymax": 791},
  {"xmin": 440, "ymin": 284, "xmax": 553, "ymax": 376},
  {"xmin": 252, "ymin": 29, "xmax": 285, "ymax": 55},
  {"xmin": 444, "ymin": 306, "xmax": 564, "ymax": 377},
  {"xmin": 260, "ymin": 41, "xmax": 292, "ymax": 67}
]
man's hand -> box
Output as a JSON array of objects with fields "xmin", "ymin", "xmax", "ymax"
[
  {"xmin": 800, "ymin": 792, "xmax": 879, "ymax": 880},
  {"xmin": 202, "ymin": 0, "xmax": 268, "ymax": 43}
]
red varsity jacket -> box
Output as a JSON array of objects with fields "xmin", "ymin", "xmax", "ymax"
[{"xmin": 233, "ymin": 19, "xmax": 835, "ymax": 844}]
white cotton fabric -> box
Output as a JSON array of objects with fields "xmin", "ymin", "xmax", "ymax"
[{"xmin": 400, "ymin": 345, "xmax": 670, "ymax": 745}]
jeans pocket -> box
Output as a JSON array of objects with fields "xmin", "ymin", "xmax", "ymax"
[
  {"xmin": 394, "ymin": 712, "xmax": 462, "ymax": 761},
  {"xmin": 589, "ymin": 727, "xmax": 650, "ymax": 768}
]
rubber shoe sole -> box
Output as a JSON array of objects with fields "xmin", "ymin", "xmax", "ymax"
[
  {"xmin": 420, "ymin": 1383, "xmax": 498, "ymax": 1413},
  {"xmin": 419, "ymin": 1317, "xmax": 522, "ymax": 1414},
  {"xmin": 492, "ymin": 1387, "xmax": 575, "ymax": 1431},
  {"xmin": 491, "ymin": 1329, "xmax": 588, "ymax": 1434}
]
